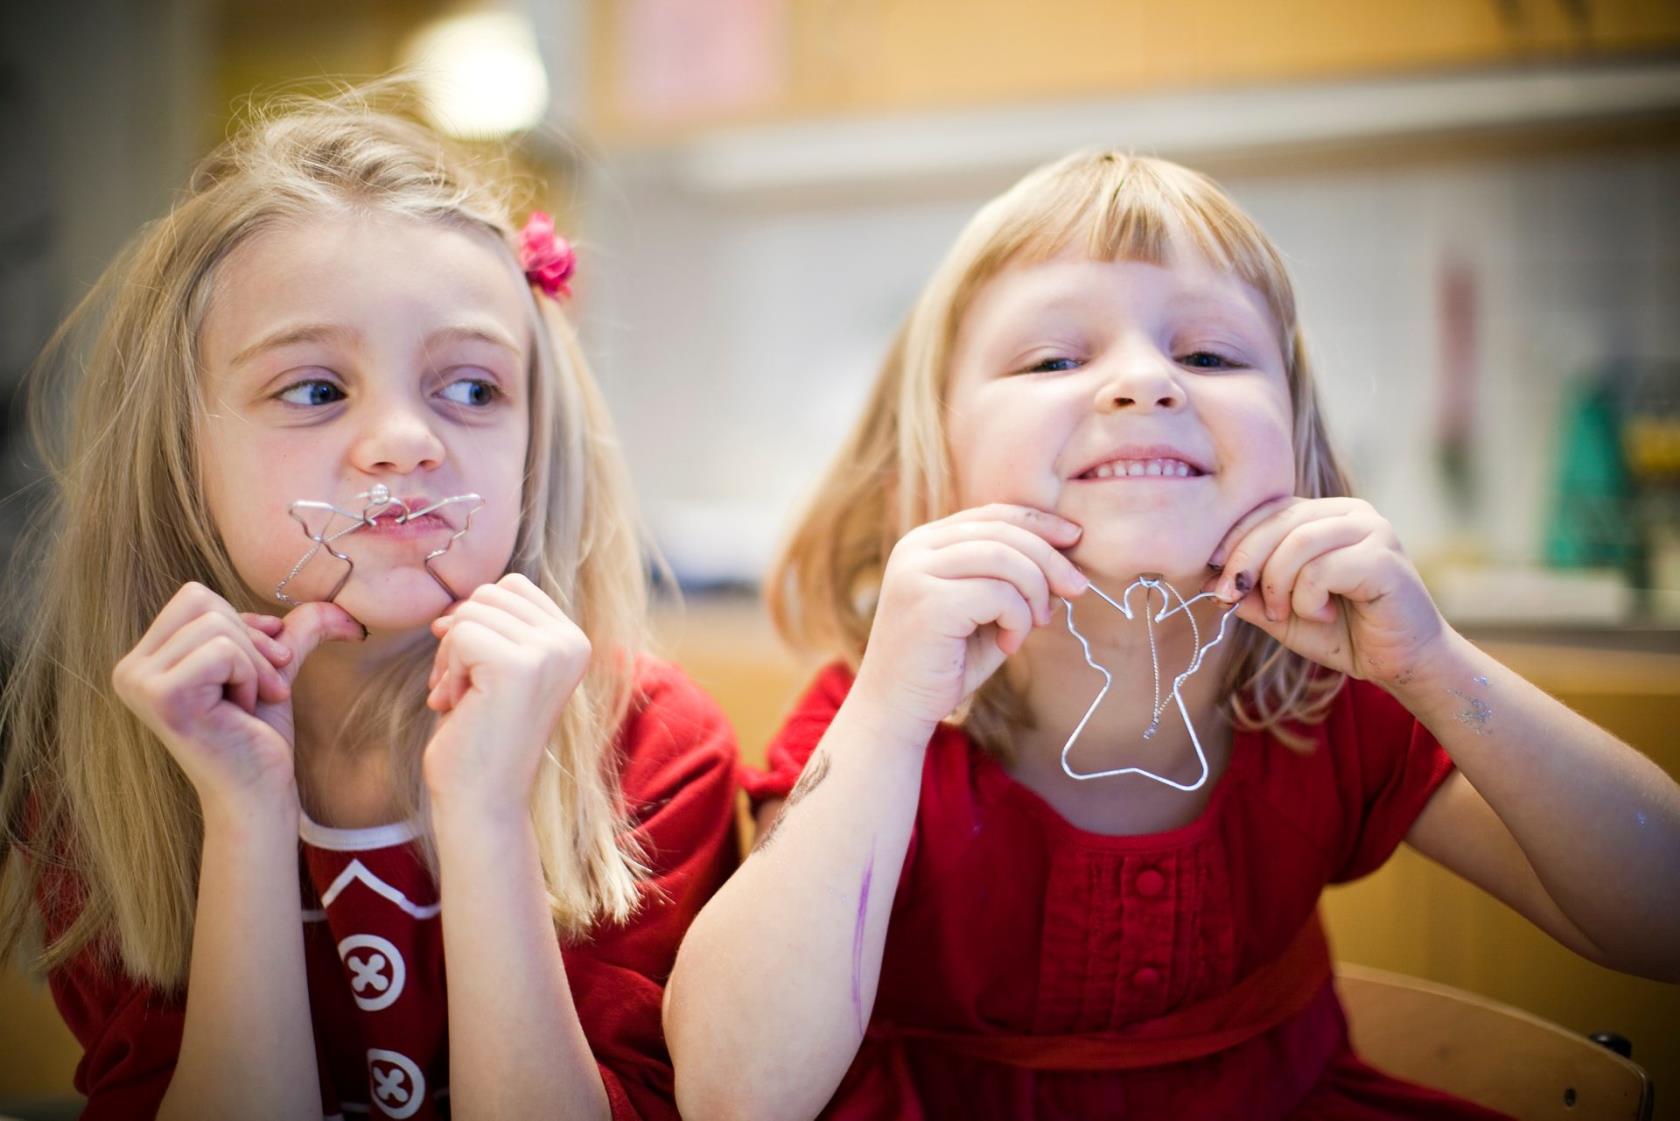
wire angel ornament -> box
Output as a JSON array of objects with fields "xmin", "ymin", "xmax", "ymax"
[
  {"xmin": 1058, "ymin": 575, "xmax": 1240, "ymax": 792},
  {"xmin": 274, "ymin": 483, "xmax": 486, "ymax": 606}
]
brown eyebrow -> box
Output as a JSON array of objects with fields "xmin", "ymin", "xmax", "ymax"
[
  {"xmin": 229, "ymin": 324, "xmax": 361, "ymax": 369},
  {"xmin": 419, "ymin": 325, "xmax": 523, "ymax": 358},
  {"xmin": 228, "ymin": 323, "xmax": 523, "ymax": 371}
]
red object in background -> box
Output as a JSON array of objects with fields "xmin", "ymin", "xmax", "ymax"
[{"xmin": 1436, "ymin": 253, "xmax": 1480, "ymax": 513}]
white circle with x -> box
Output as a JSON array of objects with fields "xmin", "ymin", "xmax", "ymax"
[
  {"xmin": 367, "ymin": 1048, "xmax": 426, "ymax": 1119},
  {"xmin": 338, "ymin": 933, "xmax": 406, "ymax": 1013}
]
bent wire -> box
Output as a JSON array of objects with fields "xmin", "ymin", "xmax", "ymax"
[
  {"xmin": 1058, "ymin": 575, "xmax": 1239, "ymax": 791},
  {"xmin": 274, "ymin": 483, "xmax": 486, "ymax": 606}
]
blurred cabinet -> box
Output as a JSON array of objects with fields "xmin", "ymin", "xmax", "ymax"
[{"xmin": 587, "ymin": 0, "xmax": 1680, "ymax": 139}]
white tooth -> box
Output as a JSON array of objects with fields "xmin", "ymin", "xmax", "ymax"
[
  {"xmin": 1145, "ymin": 460, "xmax": 1163, "ymax": 476},
  {"xmin": 1095, "ymin": 463, "xmax": 1112, "ymax": 478},
  {"xmin": 1124, "ymin": 461, "xmax": 1144, "ymax": 477},
  {"xmin": 1173, "ymin": 462, "xmax": 1189, "ymax": 477}
]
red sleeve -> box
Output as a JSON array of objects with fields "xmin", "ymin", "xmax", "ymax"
[
  {"xmin": 1329, "ymin": 678, "xmax": 1457, "ymax": 883},
  {"xmin": 568, "ymin": 657, "xmax": 742, "ymax": 1121},
  {"xmin": 40, "ymin": 872, "xmax": 182, "ymax": 1120},
  {"xmin": 739, "ymin": 661, "xmax": 856, "ymax": 807}
]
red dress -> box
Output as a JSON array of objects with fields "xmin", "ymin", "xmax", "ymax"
[
  {"xmin": 742, "ymin": 664, "xmax": 1514, "ymax": 1121},
  {"xmin": 47, "ymin": 658, "xmax": 740, "ymax": 1121}
]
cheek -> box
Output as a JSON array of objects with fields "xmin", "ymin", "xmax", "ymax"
[
  {"xmin": 947, "ymin": 390, "xmax": 1068, "ymax": 509},
  {"xmin": 463, "ymin": 432, "xmax": 529, "ymax": 557},
  {"xmin": 1216, "ymin": 388, "xmax": 1296, "ymax": 500}
]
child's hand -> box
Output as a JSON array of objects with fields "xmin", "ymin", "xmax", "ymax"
[
  {"xmin": 1204, "ymin": 497, "xmax": 1447, "ymax": 687},
  {"xmin": 112, "ymin": 583, "xmax": 363, "ymax": 814},
  {"xmin": 422, "ymin": 573, "xmax": 590, "ymax": 817},
  {"xmin": 853, "ymin": 504, "xmax": 1087, "ymax": 729}
]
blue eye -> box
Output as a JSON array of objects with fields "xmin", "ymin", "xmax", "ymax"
[
  {"xmin": 439, "ymin": 378, "xmax": 499, "ymax": 407},
  {"xmin": 1179, "ymin": 351, "xmax": 1237, "ymax": 370},
  {"xmin": 1023, "ymin": 356, "xmax": 1083, "ymax": 374},
  {"xmin": 277, "ymin": 379, "xmax": 346, "ymax": 406}
]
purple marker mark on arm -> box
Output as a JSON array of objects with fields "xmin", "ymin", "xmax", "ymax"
[{"xmin": 851, "ymin": 841, "xmax": 875, "ymax": 1038}]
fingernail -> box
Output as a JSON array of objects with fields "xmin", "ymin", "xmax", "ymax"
[
  {"xmin": 1206, "ymin": 561, "xmax": 1224, "ymax": 573},
  {"xmin": 1233, "ymin": 572, "xmax": 1253, "ymax": 595}
]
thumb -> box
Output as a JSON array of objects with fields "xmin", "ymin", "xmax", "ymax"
[{"xmin": 275, "ymin": 602, "xmax": 366, "ymax": 683}]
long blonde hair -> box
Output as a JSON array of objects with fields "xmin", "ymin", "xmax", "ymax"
[
  {"xmin": 769, "ymin": 151, "xmax": 1350, "ymax": 757},
  {"xmin": 0, "ymin": 83, "xmax": 650, "ymax": 988}
]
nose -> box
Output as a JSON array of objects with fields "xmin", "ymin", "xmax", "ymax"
[
  {"xmin": 1092, "ymin": 349, "xmax": 1185, "ymax": 414},
  {"xmin": 348, "ymin": 396, "xmax": 446, "ymax": 477}
]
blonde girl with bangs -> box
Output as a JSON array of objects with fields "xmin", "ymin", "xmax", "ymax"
[
  {"xmin": 0, "ymin": 84, "xmax": 740, "ymax": 1121},
  {"xmin": 665, "ymin": 151, "xmax": 1680, "ymax": 1120}
]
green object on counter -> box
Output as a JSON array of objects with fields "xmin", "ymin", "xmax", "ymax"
[{"xmin": 1544, "ymin": 379, "xmax": 1637, "ymax": 570}]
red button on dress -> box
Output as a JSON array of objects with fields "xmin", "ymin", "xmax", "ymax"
[{"xmin": 1134, "ymin": 868, "xmax": 1166, "ymax": 898}]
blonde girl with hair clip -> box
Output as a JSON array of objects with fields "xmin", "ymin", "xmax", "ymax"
[
  {"xmin": 664, "ymin": 151, "xmax": 1680, "ymax": 1120},
  {"xmin": 0, "ymin": 84, "xmax": 740, "ymax": 1121}
]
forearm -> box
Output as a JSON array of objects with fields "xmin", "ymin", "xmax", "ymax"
[
  {"xmin": 666, "ymin": 695, "xmax": 929, "ymax": 1121},
  {"xmin": 158, "ymin": 794, "xmax": 319, "ymax": 1121},
  {"xmin": 432, "ymin": 802, "xmax": 609, "ymax": 1121},
  {"xmin": 1392, "ymin": 628, "xmax": 1680, "ymax": 973}
]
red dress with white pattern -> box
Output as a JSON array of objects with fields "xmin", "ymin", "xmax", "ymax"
[
  {"xmin": 741, "ymin": 663, "xmax": 1515, "ymax": 1121},
  {"xmin": 47, "ymin": 658, "xmax": 739, "ymax": 1121}
]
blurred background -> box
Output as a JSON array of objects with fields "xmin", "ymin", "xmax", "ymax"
[{"xmin": 1, "ymin": 0, "xmax": 1678, "ymax": 1116}]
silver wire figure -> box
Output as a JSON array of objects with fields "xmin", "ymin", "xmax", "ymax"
[
  {"xmin": 274, "ymin": 483, "xmax": 485, "ymax": 606},
  {"xmin": 1058, "ymin": 575, "xmax": 1240, "ymax": 792}
]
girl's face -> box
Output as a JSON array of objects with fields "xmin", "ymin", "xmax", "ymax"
[
  {"xmin": 946, "ymin": 249, "xmax": 1296, "ymax": 587},
  {"xmin": 198, "ymin": 212, "xmax": 531, "ymax": 632}
]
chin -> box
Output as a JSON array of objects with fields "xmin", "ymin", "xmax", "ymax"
[
  {"xmin": 1067, "ymin": 520, "xmax": 1222, "ymax": 592},
  {"xmin": 332, "ymin": 571, "xmax": 460, "ymax": 633}
]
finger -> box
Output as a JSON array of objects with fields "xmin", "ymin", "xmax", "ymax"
[
  {"xmin": 1214, "ymin": 499, "xmax": 1365, "ymax": 603},
  {"xmin": 947, "ymin": 577, "xmax": 1035, "ymax": 653},
  {"xmin": 1291, "ymin": 554, "xmax": 1343, "ymax": 624},
  {"xmin": 920, "ymin": 520, "xmax": 1089, "ymax": 598},
  {"xmin": 492, "ymin": 573, "xmax": 567, "ymax": 619},
  {"xmin": 1206, "ymin": 495, "xmax": 1297, "ymax": 571},
  {"xmin": 1256, "ymin": 517, "xmax": 1373, "ymax": 622},
  {"xmin": 240, "ymin": 618, "xmax": 294, "ymax": 672},
  {"xmin": 429, "ymin": 599, "xmax": 533, "ymax": 646},
  {"xmin": 919, "ymin": 539, "xmax": 1055, "ymax": 625},
  {"xmin": 163, "ymin": 634, "xmax": 261, "ymax": 716},
  {"xmin": 1295, "ymin": 537, "xmax": 1406, "ymax": 608},
  {"xmin": 152, "ymin": 611, "xmax": 288, "ymax": 706},
  {"xmin": 240, "ymin": 612, "xmax": 286, "ymax": 638},
  {"xmin": 276, "ymin": 602, "xmax": 366, "ymax": 684},
  {"xmin": 937, "ymin": 504, "xmax": 1083, "ymax": 546},
  {"xmin": 430, "ymin": 619, "xmax": 524, "ymax": 710},
  {"xmin": 134, "ymin": 583, "xmax": 237, "ymax": 658},
  {"xmin": 465, "ymin": 581, "xmax": 557, "ymax": 629}
]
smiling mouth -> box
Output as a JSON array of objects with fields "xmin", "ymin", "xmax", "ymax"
[{"xmin": 1078, "ymin": 457, "xmax": 1206, "ymax": 480}]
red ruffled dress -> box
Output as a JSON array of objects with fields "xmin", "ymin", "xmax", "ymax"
[
  {"xmin": 742, "ymin": 663, "xmax": 1514, "ymax": 1121},
  {"xmin": 46, "ymin": 658, "xmax": 740, "ymax": 1121}
]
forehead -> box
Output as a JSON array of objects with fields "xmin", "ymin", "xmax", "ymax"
[
  {"xmin": 959, "ymin": 248, "xmax": 1281, "ymax": 345},
  {"xmin": 200, "ymin": 211, "xmax": 530, "ymax": 361}
]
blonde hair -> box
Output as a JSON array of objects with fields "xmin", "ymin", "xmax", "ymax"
[
  {"xmin": 769, "ymin": 150, "xmax": 1349, "ymax": 758},
  {"xmin": 0, "ymin": 82, "xmax": 650, "ymax": 988}
]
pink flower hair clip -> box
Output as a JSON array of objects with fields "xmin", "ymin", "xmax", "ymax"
[{"xmin": 518, "ymin": 210, "xmax": 576, "ymax": 300}]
